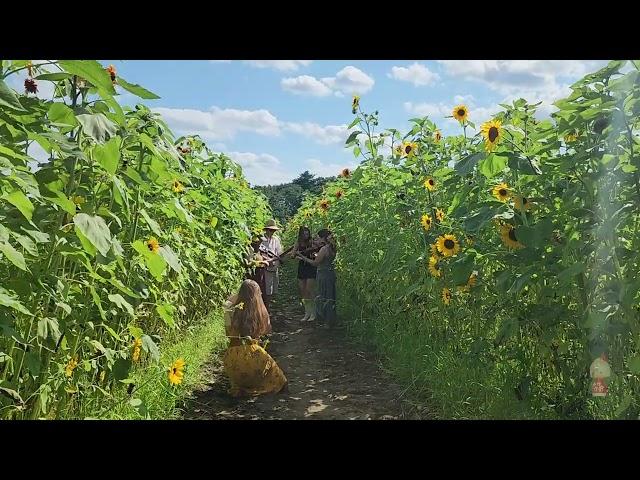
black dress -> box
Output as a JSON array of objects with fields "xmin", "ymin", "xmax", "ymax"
[{"xmin": 296, "ymin": 243, "xmax": 317, "ymax": 280}]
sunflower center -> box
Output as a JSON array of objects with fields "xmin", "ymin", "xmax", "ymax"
[
  {"xmin": 458, "ymin": 109, "xmax": 465, "ymax": 117},
  {"xmin": 429, "ymin": 179, "xmax": 434, "ymax": 185},
  {"xmin": 147, "ymin": 243, "xmax": 154, "ymax": 251},
  {"xmin": 499, "ymin": 189, "xmax": 507, "ymax": 196},
  {"xmin": 444, "ymin": 239, "xmax": 455, "ymax": 249},
  {"xmin": 508, "ymin": 229, "xmax": 518, "ymax": 242},
  {"xmin": 488, "ymin": 126, "xmax": 499, "ymax": 142},
  {"xmin": 523, "ymin": 197, "xmax": 528, "ymax": 205},
  {"xmin": 405, "ymin": 145, "xmax": 412, "ymax": 154}
]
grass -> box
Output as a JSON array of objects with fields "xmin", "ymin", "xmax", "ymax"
[{"xmin": 93, "ymin": 310, "xmax": 228, "ymax": 420}]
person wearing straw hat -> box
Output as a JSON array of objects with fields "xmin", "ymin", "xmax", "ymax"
[{"xmin": 260, "ymin": 219, "xmax": 283, "ymax": 313}]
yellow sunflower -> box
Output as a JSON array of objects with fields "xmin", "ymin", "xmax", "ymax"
[
  {"xmin": 452, "ymin": 105, "xmax": 469, "ymax": 123},
  {"xmin": 564, "ymin": 131, "xmax": 579, "ymax": 143},
  {"xmin": 435, "ymin": 208, "xmax": 445, "ymax": 223},
  {"xmin": 437, "ymin": 234, "xmax": 460, "ymax": 257},
  {"xmin": 352, "ymin": 95, "xmax": 360, "ymax": 114},
  {"xmin": 428, "ymin": 256, "xmax": 441, "ymax": 278},
  {"xmin": 304, "ymin": 210, "xmax": 313, "ymax": 219},
  {"xmin": 172, "ymin": 180, "xmax": 184, "ymax": 193},
  {"xmin": 467, "ymin": 273, "xmax": 477, "ymax": 288},
  {"xmin": 72, "ymin": 195, "xmax": 85, "ymax": 206},
  {"xmin": 492, "ymin": 182, "xmax": 511, "ymax": 202},
  {"xmin": 434, "ymin": 130, "xmax": 442, "ymax": 143},
  {"xmin": 421, "ymin": 214, "xmax": 433, "ymax": 231},
  {"xmin": 147, "ymin": 237, "xmax": 160, "ymax": 253},
  {"xmin": 132, "ymin": 338, "xmax": 143, "ymax": 363},
  {"xmin": 424, "ymin": 177, "xmax": 436, "ymax": 191},
  {"xmin": 514, "ymin": 195, "xmax": 532, "ymax": 212},
  {"xmin": 442, "ymin": 287, "xmax": 452, "ymax": 305},
  {"xmin": 430, "ymin": 243, "xmax": 440, "ymax": 258},
  {"xmin": 319, "ymin": 199, "xmax": 330, "ymax": 212},
  {"xmin": 500, "ymin": 224, "xmax": 524, "ymax": 249},
  {"xmin": 168, "ymin": 358, "xmax": 185, "ymax": 386},
  {"xmin": 65, "ymin": 358, "xmax": 78, "ymax": 377},
  {"xmin": 402, "ymin": 142, "xmax": 418, "ymax": 158},
  {"xmin": 480, "ymin": 119, "xmax": 503, "ymax": 152},
  {"xmin": 465, "ymin": 236, "xmax": 474, "ymax": 247}
]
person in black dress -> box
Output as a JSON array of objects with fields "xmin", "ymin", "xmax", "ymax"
[{"xmin": 286, "ymin": 226, "xmax": 319, "ymax": 322}]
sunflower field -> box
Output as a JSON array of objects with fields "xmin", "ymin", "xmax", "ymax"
[
  {"xmin": 287, "ymin": 60, "xmax": 640, "ymax": 419},
  {"xmin": 0, "ymin": 60, "xmax": 269, "ymax": 419}
]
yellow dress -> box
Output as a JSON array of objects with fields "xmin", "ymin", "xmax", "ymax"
[{"xmin": 223, "ymin": 326, "xmax": 287, "ymax": 397}]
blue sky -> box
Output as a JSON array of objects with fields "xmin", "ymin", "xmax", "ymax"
[{"xmin": 17, "ymin": 60, "xmax": 612, "ymax": 185}]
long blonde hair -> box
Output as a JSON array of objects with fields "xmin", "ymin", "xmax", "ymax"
[{"xmin": 231, "ymin": 279, "xmax": 270, "ymax": 338}]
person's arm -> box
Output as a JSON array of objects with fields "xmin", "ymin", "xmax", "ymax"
[{"xmin": 298, "ymin": 245, "xmax": 326, "ymax": 267}]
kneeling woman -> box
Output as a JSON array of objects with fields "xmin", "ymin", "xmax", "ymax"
[{"xmin": 223, "ymin": 279, "xmax": 287, "ymax": 396}]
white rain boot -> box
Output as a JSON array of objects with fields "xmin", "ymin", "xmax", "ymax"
[
  {"xmin": 301, "ymin": 299, "xmax": 310, "ymax": 322},
  {"xmin": 307, "ymin": 298, "xmax": 316, "ymax": 322}
]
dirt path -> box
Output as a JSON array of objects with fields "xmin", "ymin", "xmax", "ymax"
[{"xmin": 182, "ymin": 266, "xmax": 432, "ymax": 420}]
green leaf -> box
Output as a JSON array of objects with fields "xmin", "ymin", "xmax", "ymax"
[
  {"xmin": 89, "ymin": 286, "xmax": 107, "ymax": 321},
  {"xmin": 159, "ymin": 245, "xmax": 182, "ymax": 274},
  {"xmin": 43, "ymin": 188, "xmax": 76, "ymax": 216},
  {"xmin": 0, "ymin": 287, "xmax": 33, "ymax": 316},
  {"xmin": 93, "ymin": 137, "xmax": 121, "ymax": 175},
  {"xmin": 75, "ymin": 228, "xmax": 97, "ymax": 257},
  {"xmin": 146, "ymin": 251, "xmax": 167, "ymax": 280},
  {"xmin": 614, "ymin": 394, "xmax": 633, "ymax": 418},
  {"xmin": 73, "ymin": 213, "xmax": 113, "ymax": 257},
  {"xmin": 35, "ymin": 72, "xmax": 73, "ymax": 81},
  {"xmin": 128, "ymin": 325, "xmax": 144, "ymax": 340},
  {"xmin": 101, "ymin": 324, "xmax": 122, "ymax": 341},
  {"xmin": 48, "ymin": 103, "xmax": 77, "ymax": 128},
  {"xmin": 22, "ymin": 228, "xmax": 50, "ymax": 244},
  {"xmin": 37, "ymin": 317, "xmax": 60, "ymax": 342},
  {"xmin": 455, "ymin": 152, "xmax": 485, "ymax": 176},
  {"xmin": 141, "ymin": 335, "xmax": 160, "ymax": 362},
  {"xmin": 348, "ymin": 117, "xmax": 360, "ymax": 129},
  {"xmin": 59, "ymin": 60, "xmax": 116, "ymax": 95},
  {"xmin": 117, "ymin": 78, "xmax": 161, "ymax": 100},
  {"xmin": 0, "ymin": 384, "xmax": 24, "ymax": 404},
  {"xmin": 345, "ymin": 130, "xmax": 361, "ymax": 145},
  {"xmin": 76, "ymin": 113, "xmax": 117, "ymax": 144},
  {"xmin": 464, "ymin": 205, "xmax": 496, "ymax": 232},
  {"xmin": 112, "ymin": 358, "xmax": 132, "ymax": 381},
  {"xmin": 507, "ymin": 153, "xmax": 541, "ymax": 175},
  {"xmin": 2, "ymin": 189, "xmax": 35, "ymax": 221},
  {"xmin": 0, "ymin": 241, "xmax": 28, "ymax": 271},
  {"xmin": 108, "ymin": 294, "xmax": 135, "ymax": 316},
  {"xmin": 516, "ymin": 218, "xmax": 553, "ymax": 249},
  {"xmin": 451, "ymin": 254, "xmax": 476, "ymax": 285},
  {"xmin": 139, "ymin": 209, "xmax": 163, "ymax": 236},
  {"xmin": 558, "ymin": 263, "xmax": 585, "ymax": 286},
  {"xmin": 0, "ymin": 78, "xmax": 26, "ymax": 111},
  {"xmin": 12, "ymin": 233, "xmax": 38, "ymax": 256},
  {"xmin": 479, "ymin": 154, "xmax": 508, "ymax": 178},
  {"xmin": 156, "ymin": 303, "xmax": 176, "ymax": 327},
  {"xmin": 628, "ymin": 356, "xmax": 640, "ymax": 375}
]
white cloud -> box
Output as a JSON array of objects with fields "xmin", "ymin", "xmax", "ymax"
[
  {"xmin": 226, "ymin": 151, "xmax": 296, "ymax": 186},
  {"xmin": 389, "ymin": 63, "xmax": 439, "ymax": 86},
  {"xmin": 322, "ymin": 66, "xmax": 375, "ymax": 95},
  {"xmin": 153, "ymin": 106, "xmax": 280, "ymax": 140},
  {"xmin": 283, "ymin": 122, "xmax": 349, "ymax": 145},
  {"xmin": 281, "ymin": 75, "xmax": 333, "ymax": 97},
  {"xmin": 245, "ymin": 60, "xmax": 312, "ymax": 71},
  {"xmin": 282, "ymin": 66, "xmax": 375, "ymax": 97},
  {"xmin": 305, "ymin": 158, "xmax": 359, "ymax": 178},
  {"xmin": 404, "ymin": 97, "xmax": 501, "ymax": 134}
]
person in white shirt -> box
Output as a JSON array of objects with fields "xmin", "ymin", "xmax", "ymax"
[{"xmin": 260, "ymin": 219, "xmax": 283, "ymax": 313}]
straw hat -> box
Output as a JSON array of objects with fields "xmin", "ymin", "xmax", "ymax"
[{"xmin": 264, "ymin": 219, "xmax": 280, "ymax": 230}]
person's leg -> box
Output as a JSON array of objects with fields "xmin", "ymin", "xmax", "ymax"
[
  {"xmin": 299, "ymin": 279, "xmax": 310, "ymax": 321},
  {"xmin": 306, "ymin": 278, "xmax": 316, "ymax": 321}
]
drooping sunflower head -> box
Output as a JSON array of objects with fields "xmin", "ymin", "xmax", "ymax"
[
  {"xmin": 24, "ymin": 78, "xmax": 38, "ymax": 94},
  {"xmin": 465, "ymin": 235, "xmax": 474, "ymax": 247},
  {"xmin": 65, "ymin": 357, "xmax": 78, "ymax": 377},
  {"xmin": 437, "ymin": 234, "xmax": 460, "ymax": 257},
  {"xmin": 424, "ymin": 177, "xmax": 436, "ymax": 192},
  {"xmin": 434, "ymin": 130, "xmax": 442, "ymax": 143},
  {"xmin": 430, "ymin": 242, "xmax": 440, "ymax": 258},
  {"xmin": 304, "ymin": 210, "xmax": 313, "ymax": 219},
  {"xmin": 500, "ymin": 224, "xmax": 524, "ymax": 250},
  {"xmin": 26, "ymin": 61, "xmax": 34, "ymax": 77},
  {"xmin": 132, "ymin": 338, "xmax": 143, "ymax": 362},
  {"xmin": 564, "ymin": 131, "xmax": 579, "ymax": 143},
  {"xmin": 335, "ymin": 189, "xmax": 344, "ymax": 200},
  {"xmin": 394, "ymin": 145, "xmax": 403, "ymax": 156},
  {"xmin": 467, "ymin": 273, "xmax": 477, "ymax": 288},
  {"xmin": 428, "ymin": 256, "xmax": 441, "ymax": 278},
  {"xmin": 421, "ymin": 214, "xmax": 433, "ymax": 232},
  {"xmin": 402, "ymin": 142, "xmax": 418, "ymax": 158},
  {"xmin": 106, "ymin": 64, "xmax": 117, "ymax": 83},
  {"xmin": 435, "ymin": 208, "xmax": 445, "ymax": 223},
  {"xmin": 442, "ymin": 287, "xmax": 452, "ymax": 305},
  {"xmin": 319, "ymin": 199, "xmax": 330, "ymax": 211},
  {"xmin": 72, "ymin": 195, "xmax": 86, "ymax": 207},
  {"xmin": 147, "ymin": 237, "xmax": 160, "ymax": 253},
  {"xmin": 514, "ymin": 195, "xmax": 532, "ymax": 212},
  {"xmin": 352, "ymin": 95, "xmax": 360, "ymax": 114},
  {"xmin": 452, "ymin": 105, "xmax": 469, "ymax": 123},
  {"xmin": 168, "ymin": 358, "xmax": 185, "ymax": 386},
  {"xmin": 481, "ymin": 119, "xmax": 503, "ymax": 152},
  {"xmin": 492, "ymin": 182, "xmax": 511, "ymax": 202},
  {"xmin": 172, "ymin": 179, "xmax": 184, "ymax": 193},
  {"xmin": 340, "ymin": 168, "xmax": 351, "ymax": 178}
]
